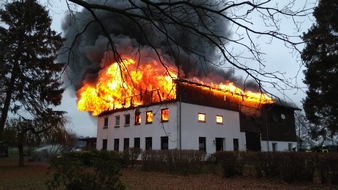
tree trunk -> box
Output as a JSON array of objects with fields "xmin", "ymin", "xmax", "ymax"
[
  {"xmin": 18, "ymin": 132, "xmax": 24, "ymax": 167},
  {"xmin": 0, "ymin": 71, "xmax": 16, "ymax": 141}
]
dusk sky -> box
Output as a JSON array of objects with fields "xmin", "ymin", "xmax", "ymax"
[{"xmin": 46, "ymin": 0, "xmax": 317, "ymax": 137}]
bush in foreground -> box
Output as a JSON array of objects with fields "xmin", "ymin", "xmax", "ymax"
[{"xmin": 46, "ymin": 151, "xmax": 125, "ymax": 190}]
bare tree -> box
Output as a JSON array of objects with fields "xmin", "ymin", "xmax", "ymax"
[{"xmin": 60, "ymin": 0, "xmax": 315, "ymax": 97}]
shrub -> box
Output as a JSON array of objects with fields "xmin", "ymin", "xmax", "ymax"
[
  {"xmin": 46, "ymin": 151, "xmax": 125, "ymax": 190},
  {"xmin": 119, "ymin": 147, "xmax": 142, "ymax": 168},
  {"xmin": 141, "ymin": 149, "xmax": 207, "ymax": 175},
  {"xmin": 212, "ymin": 151, "xmax": 244, "ymax": 177}
]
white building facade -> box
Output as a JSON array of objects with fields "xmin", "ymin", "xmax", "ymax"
[
  {"xmin": 96, "ymin": 81, "xmax": 298, "ymax": 153},
  {"xmin": 97, "ymin": 101, "xmax": 249, "ymax": 154}
]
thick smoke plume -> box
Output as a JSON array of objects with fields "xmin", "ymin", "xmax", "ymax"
[{"xmin": 59, "ymin": 0, "xmax": 258, "ymax": 94}]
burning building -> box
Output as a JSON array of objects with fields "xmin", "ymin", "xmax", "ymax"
[
  {"xmin": 60, "ymin": 1, "xmax": 298, "ymax": 153},
  {"xmin": 75, "ymin": 57, "xmax": 297, "ymax": 153}
]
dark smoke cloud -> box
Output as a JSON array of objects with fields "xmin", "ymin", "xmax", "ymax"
[{"xmin": 59, "ymin": 0, "xmax": 258, "ymax": 92}]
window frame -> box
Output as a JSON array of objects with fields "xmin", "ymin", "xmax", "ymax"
[
  {"xmin": 114, "ymin": 139, "xmax": 119, "ymax": 151},
  {"xmin": 145, "ymin": 137, "xmax": 152, "ymax": 150},
  {"xmin": 199, "ymin": 137, "xmax": 206, "ymax": 152},
  {"xmin": 161, "ymin": 136, "xmax": 169, "ymax": 150},
  {"xmin": 198, "ymin": 113, "xmax": 206, "ymax": 122},
  {"xmin": 103, "ymin": 117, "xmax": 109, "ymax": 128},
  {"xmin": 134, "ymin": 112, "xmax": 141, "ymax": 125},
  {"xmin": 146, "ymin": 111, "xmax": 153, "ymax": 124},
  {"xmin": 124, "ymin": 114, "xmax": 130, "ymax": 126},
  {"xmin": 124, "ymin": 138, "xmax": 130, "ymax": 151},
  {"xmin": 115, "ymin": 115, "xmax": 120, "ymax": 128},
  {"xmin": 134, "ymin": 137, "xmax": 140, "ymax": 148},
  {"xmin": 216, "ymin": 115, "xmax": 223, "ymax": 124},
  {"xmin": 233, "ymin": 138, "xmax": 239, "ymax": 151},
  {"xmin": 161, "ymin": 108, "xmax": 169, "ymax": 122},
  {"xmin": 102, "ymin": 139, "xmax": 108, "ymax": 150}
]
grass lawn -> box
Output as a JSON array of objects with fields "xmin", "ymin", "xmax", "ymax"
[{"xmin": 0, "ymin": 153, "xmax": 335, "ymax": 190}]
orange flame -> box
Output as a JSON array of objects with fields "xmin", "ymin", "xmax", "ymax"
[
  {"xmin": 77, "ymin": 58, "xmax": 177, "ymax": 116},
  {"xmin": 77, "ymin": 58, "xmax": 273, "ymax": 116}
]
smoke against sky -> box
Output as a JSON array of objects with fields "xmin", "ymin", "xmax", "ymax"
[{"xmin": 58, "ymin": 0, "xmax": 257, "ymax": 94}]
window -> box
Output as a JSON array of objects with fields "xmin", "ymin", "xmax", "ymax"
[
  {"xmin": 233, "ymin": 138, "xmax": 239, "ymax": 151},
  {"xmin": 102, "ymin": 139, "xmax": 107, "ymax": 150},
  {"xmin": 134, "ymin": 137, "xmax": 140, "ymax": 148},
  {"xmin": 161, "ymin": 108, "xmax": 169, "ymax": 122},
  {"xmin": 146, "ymin": 111, "xmax": 153, "ymax": 124},
  {"xmin": 115, "ymin": 115, "xmax": 120, "ymax": 126},
  {"xmin": 161, "ymin": 136, "xmax": 169, "ymax": 150},
  {"xmin": 145, "ymin": 137, "xmax": 152, "ymax": 150},
  {"xmin": 124, "ymin": 114, "xmax": 130, "ymax": 126},
  {"xmin": 135, "ymin": 112, "xmax": 141, "ymax": 125},
  {"xmin": 272, "ymin": 143, "xmax": 278, "ymax": 152},
  {"xmin": 198, "ymin": 113, "xmax": 206, "ymax": 122},
  {"xmin": 215, "ymin": 138, "xmax": 224, "ymax": 152},
  {"xmin": 124, "ymin": 138, "xmax": 130, "ymax": 151},
  {"xmin": 288, "ymin": 143, "xmax": 293, "ymax": 151},
  {"xmin": 114, "ymin": 139, "xmax": 119, "ymax": 151},
  {"xmin": 103, "ymin": 117, "xmax": 109, "ymax": 128},
  {"xmin": 199, "ymin": 137, "xmax": 206, "ymax": 152},
  {"xmin": 216, "ymin": 115, "xmax": 223, "ymax": 124}
]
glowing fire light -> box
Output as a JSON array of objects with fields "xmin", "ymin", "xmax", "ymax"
[
  {"xmin": 77, "ymin": 58, "xmax": 273, "ymax": 116},
  {"xmin": 77, "ymin": 58, "xmax": 177, "ymax": 116}
]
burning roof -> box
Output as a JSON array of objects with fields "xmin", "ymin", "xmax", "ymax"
[{"xmin": 77, "ymin": 57, "xmax": 273, "ymax": 116}]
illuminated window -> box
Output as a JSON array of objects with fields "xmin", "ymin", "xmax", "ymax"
[
  {"xmin": 216, "ymin": 115, "xmax": 223, "ymax": 124},
  {"xmin": 135, "ymin": 112, "xmax": 141, "ymax": 125},
  {"xmin": 124, "ymin": 114, "xmax": 130, "ymax": 126},
  {"xmin": 146, "ymin": 111, "xmax": 153, "ymax": 124},
  {"xmin": 198, "ymin": 113, "xmax": 206, "ymax": 122},
  {"xmin": 115, "ymin": 115, "xmax": 120, "ymax": 127},
  {"xmin": 161, "ymin": 108, "xmax": 169, "ymax": 122}
]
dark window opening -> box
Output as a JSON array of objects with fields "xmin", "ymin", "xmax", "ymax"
[
  {"xmin": 125, "ymin": 114, "xmax": 130, "ymax": 126},
  {"xmin": 145, "ymin": 137, "xmax": 152, "ymax": 150},
  {"xmin": 102, "ymin": 139, "xmax": 107, "ymax": 150},
  {"xmin": 124, "ymin": 138, "xmax": 129, "ymax": 151},
  {"xmin": 233, "ymin": 138, "xmax": 239, "ymax": 151},
  {"xmin": 114, "ymin": 139, "xmax": 119, "ymax": 151},
  {"xmin": 104, "ymin": 117, "xmax": 109, "ymax": 128},
  {"xmin": 134, "ymin": 137, "xmax": 140, "ymax": 148},
  {"xmin": 199, "ymin": 137, "xmax": 206, "ymax": 152},
  {"xmin": 161, "ymin": 136, "xmax": 169, "ymax": 150}
]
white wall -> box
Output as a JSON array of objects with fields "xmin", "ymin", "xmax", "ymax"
[
  {"xmin": 97, "ymin": 101, "xmax": 247, "ymax": 154},
  {"xmin": 180, "ymin": 102, "xmax": 245, "ymax": 154},
  {"xmin": 97, "ymin": 102, "xmax": 178, "ymax": 151},
  {"xmin": 261, "ymin": 141, "xmax": 297, "ymax": 152}
]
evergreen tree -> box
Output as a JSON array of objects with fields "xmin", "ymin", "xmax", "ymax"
[
  {"xmin": 0, "ymin": 0, "xmax": 65, "ymax": 154},
  {"xmin": 302, "ymin": 0, "xmax": 338, "ymax": 137}
]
